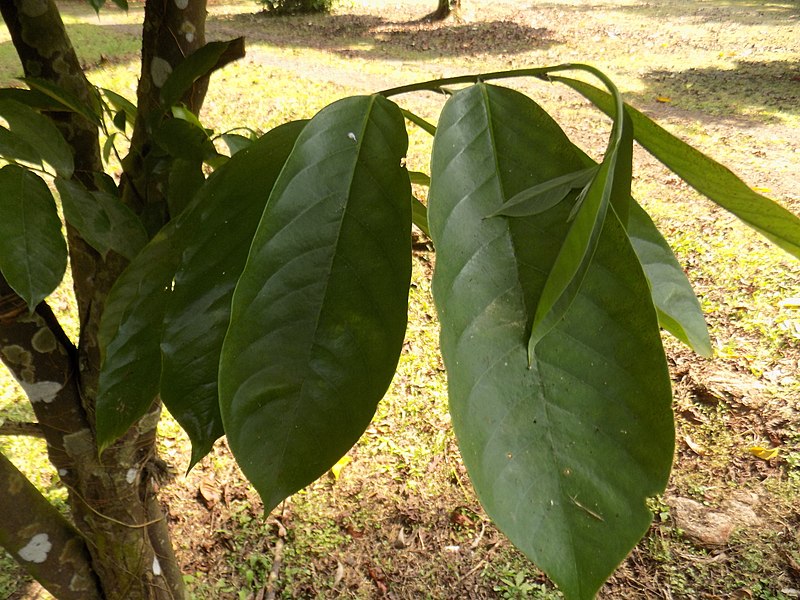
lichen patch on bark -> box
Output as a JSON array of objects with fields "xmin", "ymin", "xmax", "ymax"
[{"xmin": 18, "ymin": 533, "xmax": 52, "ymax": 563}]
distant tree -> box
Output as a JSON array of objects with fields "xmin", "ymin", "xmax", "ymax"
[
  {"xmin": 427, "ymin": 0, "xmax": 461, "ymax": 20},
  {"xmin": 260, "ymin": 0, "xmax": 333, "ymax": 15}
]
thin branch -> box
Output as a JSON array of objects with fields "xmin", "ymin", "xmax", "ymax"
[
  {"xmin": 0, "ymin": 421, "xmax": 45, "ymax": 438},
  {"xmin": 0, "ymin": 452, "xmax": 103, "ymax": 599}
]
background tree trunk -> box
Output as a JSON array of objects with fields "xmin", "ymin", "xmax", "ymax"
[
  {"xmin": 427, "ymin": 0, "xmax": 461, "ymax": 21},
  {"xmin": 0, "ymin": 0, "xmax": 212, "ymax": 597}
]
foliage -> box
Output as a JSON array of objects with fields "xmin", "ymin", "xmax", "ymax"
[
  {"xmin": 0, "ymin": 17, "xmax": 799, "ymax": 600},
  {"xmin": 259, "ymin": 0, "xmax": 333, "ymax": 15}
]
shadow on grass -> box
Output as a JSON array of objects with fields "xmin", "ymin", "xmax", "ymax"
[
  {"xmin": 208, "ymin": 12, "xmax": 559, "ymax": 60},
  {"xmin": 631, "ymin": 60, "xmax": 800, "ymax": 120}
]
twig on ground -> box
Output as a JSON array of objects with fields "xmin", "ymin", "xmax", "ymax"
[{"xmin": 265, "ymin": 503, "xmax": 288, "ymax": 600}]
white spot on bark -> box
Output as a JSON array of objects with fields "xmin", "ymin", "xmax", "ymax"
[
  {"xmin": 18, "ymin": 533, "xmax": 51, "ymax": 563},
  {"xmin": 58, "ymin": 469, "xmax": 68, "ymax": 477},
  {"xmin": 126, "ymin": 468, "xmax": 137, "ymax": 484},
  {"xmin": 174, "ymin": 0, "xmax": 189, "ymax": 8},
  {"xmin": 347, "ymin": 132, "xmax": 357, "ymax": 142},
  {"xmin": 150, "ymin": 57, "xmax": 173, "ymax": 88},
  {"xmin": 180, "ymin": 21, "xmax": 196, "ymax": 44},
  {"xmin": 152, "ymin": 556, "xmax": 162, "ymax": 576},
  {"xmin": 20, "ymin": 381, "xmax": 62, "ymax": 404}
]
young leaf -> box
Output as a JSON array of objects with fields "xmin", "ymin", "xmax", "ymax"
[
  {"xmin": 219, "ymin": 95, "xmax": 412, "ymax": 512},
  {"xmin": 55, "ymin": 178, "xmax": 148, "ymax": 261},
  {"xmin": 0, "ymin": 99, "xmax": 73, "ymax": 178},
  {"xmin": 0, "ymin": 165, "xmax": 67, "ymax": 309},
  {"xmin": 429, "ymin": 83, "xmax": 673, "ymax": 599},
  {"xmin": 486, "ymin": 166, "xmax": 598, "ymax": 218},
  {"xmin": 526, "ymin": 74, "xmax": 630, "ymax": 361},
  {"xmin": 160, "ymin": 120, "xmax": 306, "ymax": 466},
  {"xmin": 96, "ymin": 223, "xmax": 181, "ymax": 451},
  {"xmin": 555, "ymin": 76, "xmax": 800, "ymax": 259},
  {"xmin": 626, "ymin": 200, "xmax": 712, "ymax": 356}
]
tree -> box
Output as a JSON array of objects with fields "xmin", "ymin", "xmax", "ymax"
[
  {"xmin": 0, "ymin": 2, "xmax": 798, "ymax": 600},
  {"xmin": 426, "ymin": 0, "xmax": 461, "ymax": 21}
]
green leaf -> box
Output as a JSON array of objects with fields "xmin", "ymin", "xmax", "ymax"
[
  {"xmin": 160, "ymin": 121, "xmax": 306, "ymax": 466},
  {"xmin": 112, "ymin": 109, "xmax": 127, "ymax": 132},
  {"xmin": 556, "ymin": 76, "xmax": 800, "ymax": 259},
  {"xmin": 219, "ymin": 133, "xmax": 253, "ymax": 156},
  {"xmin": 167, "ymin": 159, "xmax": 205, "ymax": 217},
  {"xmin": 0, "ymin": 166, "xmax": 67, "ymax": 309},
  {"xmin": 0, "ymin": 88, "xmax": 62, "ymax": 111},
  {"xmin": 160, "ymin": 39, "xmax": 245, "ymax": 108},
  {"xmin": 627, "ymin": 200, "xmax": 712, "ymax": 356},
  {"xmin": 170, "ymin": 105, "xmax": 207, "ymax": 131},
  {"xmin": 0, "ymin": 126, "xmax": 42, "ymax": 166},
  {"xmin": 0, "ymin": 99, "xmax": 73, "ymax": 178},
  {"xmin": 486, "ymin": 166, "xmax": 598, "ymax": 218},
  {"xmin": 526, "ymin": 79, "xmax": 630, "ymax": 361},
  {"xmin": 408, "ymin": 171, "xmax": 430, "ymax": 186},
  {"xmin": 429, "ymin": 83, "xmax": 673, "ymax": 599},
  {"xmin": 55, "ymin": 178, "xmax": 148, "ymax": 260},
  {"xmin": 152, "ymin": 118, "xmax": 216, "ymax": 163},
  {"xmin": 21, "ymin": 77, "xmax": 103, "ymax": 128},
  {"xmin": 102, "ymin": 132, "xmax": 118, "ymax": 164},
  {"xmin": 411, "ymin": 196, "xmax": 430, "ymax": 237},
  {"xmin": 96, "ymin": 224, "xmax": 181, "ymax": 451},
  {"xmin": 219, "ymin": 95, "xmax": 412, "ymax": 512},
  {"xmin": 101, "ymin": 88, "xmax": 137, "ymax": 129}
]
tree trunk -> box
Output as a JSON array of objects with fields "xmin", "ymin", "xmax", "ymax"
[
  {"xmin": 0, "ymin": 0, "xmax": 213, "ymax": 597},
  {"xmin": 426, "ymin": 0, "xmax": 460, "ymax": 21}
]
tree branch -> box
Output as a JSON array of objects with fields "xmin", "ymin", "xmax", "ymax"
[
  {"xmin": 0, "ymin": 275, "xmax": 88, "ymax": 483},
  {"xmin": 0, "ymin": 421, "xmax": 45, "ymax": 438},
  {"xmin": 0, "ymin": 452, "xmax": 102, "ymax": 600}
]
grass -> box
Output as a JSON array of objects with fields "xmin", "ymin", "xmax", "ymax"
[{"xmin": 1, "ymin": 0, "xmax": 799, "ymax": 597}]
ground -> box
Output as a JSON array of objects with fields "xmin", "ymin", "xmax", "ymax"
[{"xmin": 1, "ymin": 0, "xmax": 799, "ymax": 597}]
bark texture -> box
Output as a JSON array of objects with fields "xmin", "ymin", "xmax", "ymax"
[{"xmin": 0, "ymin": 0, "xmax": 215, "ymax": 597}]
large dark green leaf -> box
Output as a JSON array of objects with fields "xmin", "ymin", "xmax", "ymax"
[
  {"xmin": 0, "ymin": 166, "xmax": 67, "ymax": 309},
  {"xmin": 160, "ymin": 121, "xmax": 306, "ymax": 466},
  {"xmin": 627, "ymin": 200, "xmax": 712, "ymax": 356},
  {"xmin": 55, "ymin": 178, "xmax": 148, "ymax": 260},
  {"xmin": 96, "ymin": 225, "xmax": 181, "ymax": 451},
  {"xmin": 556, "ymin": 76, "xmax": 800, "ymax": 259},
  {"xmin": 0, "ymin": 99, "xmax": 73, "ymax": 178},
  {"xmin": 219, "ymin": 95, "xmax": 412, "ymax": 512},
  {"xmin": 429, "ymin": 84, "xmax": 673, "ymax": 599}
]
